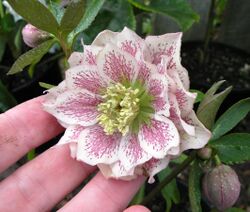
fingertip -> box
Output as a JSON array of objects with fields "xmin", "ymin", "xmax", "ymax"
[{"xmin": 124, "ymin": 205, "xmax": 151, "ymax": 212}]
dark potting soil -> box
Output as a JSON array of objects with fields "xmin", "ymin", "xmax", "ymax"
[{"xmin": 181, "ymin": 42, "xmax": 250, "ymax": 91}]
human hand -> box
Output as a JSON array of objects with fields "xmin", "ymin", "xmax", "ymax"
[{"xmin": 0, "ymin": 96, "xmax": 150, "ymax": 212}]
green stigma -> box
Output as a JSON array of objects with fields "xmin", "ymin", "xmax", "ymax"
[{"xmin": 97, "ymin": 81, "xmax": 154, "ymax": 136}]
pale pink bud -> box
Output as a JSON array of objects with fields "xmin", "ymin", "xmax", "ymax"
[
  {"xmin": 22, "ymin": 24, "xmax": 51, "ymax": 48},
  {"xmin": 202, "ymin": 164, "xmax": 241, "ymax": 211}
]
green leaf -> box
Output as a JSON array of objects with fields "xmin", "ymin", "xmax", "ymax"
[
  {"xmin": 188, "ymin": 160, "xmax": 202, "ymax": 212},
  {"xmin": 158, "ymin": 167, "xmax": 180, "ymax": 212},
  {"xmin": 7, "ymin": 39, "xmax": 56, "ymax": 75},
  {"xmin": 190, "ymin": 89, "xmax": 205, "ymax": 103},
  {"xmin": 130, "ymin": 183, "xmax": 145, "ymax": 205},
  {"xmin": 82, "ymin": 0, "xmax": 136, "ymax": 44},
  {"xmin": 212, "ymin": 98, "xmax": 250, "ymax": 140},
  {"xmin": 209, "ymin": 133, "xmax": 250, "ymax": 164},
  {"xmin": 0, "ymin": 80, "xmax": 17, "ymax": 112},
  {"xmin": 7, "ymin": 0, "xmax": 59, "ymax": 35},
  {"xmin": 127, "ymin": 0, "xmax": 199, "ymax": 31},
  {"xmin": 49, "ymin": 1, "xmax": 64, "ymax": 23},
  {"xmin": 59, "ymin": 0, "xmax": 86, "ymax": 38},
  {"xmin": 39, "ymin": 82, "xmax": 55, "ymax": 89},
  {"xmin": 69, "ymin": 0, "xmax": 105, "ymax": 43},
  {"xmin": 197, "ymin": 81, "xmax": 232, "ymax": 130}
]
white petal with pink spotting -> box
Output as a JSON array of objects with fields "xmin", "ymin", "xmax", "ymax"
[{"xmin": 43, "ymin": 27, "xmax": 211, "ymax": 183}]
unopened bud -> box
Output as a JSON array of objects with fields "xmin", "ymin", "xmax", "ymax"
[
  {"xmin": 197, "ymin": 147, "xmax": 212, "ymax": 160},
  {"xmin": 22, "ymin": 24, "xmax": 51, "ymax": 48},
  {"xmin": 202, "ymin": 164, "xmax": 241, "ymax": 211}
]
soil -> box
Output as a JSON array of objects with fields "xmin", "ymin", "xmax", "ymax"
[{"xmin": 181, "ymin": 41, "xmax": 250, "ymax": 91}]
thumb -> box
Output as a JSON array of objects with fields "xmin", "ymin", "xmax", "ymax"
[{"xmin": 124, "ymin": 205, "xmax": 151, "ymax": 212}]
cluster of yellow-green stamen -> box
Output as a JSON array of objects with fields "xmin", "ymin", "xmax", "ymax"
[{"xmin": 97, "ymin": 83, "xmax": 140, "ymax": 135}]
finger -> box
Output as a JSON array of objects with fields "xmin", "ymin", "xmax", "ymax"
[
  {"xmin": 124, "ymin": 205, "xmax": 151, "ymax": 212},
  {"xmin": 59, "ymin": 172, "xmax": 145, "ymax": 212},
  {"xmin": 0, "ymin": 96, "xmax": 64, "ymax": 172},
  {"xmin": 0, "ymin": 144, "xmax": 96, "ymax": 212}
]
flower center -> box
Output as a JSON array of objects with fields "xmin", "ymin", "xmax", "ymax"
[{"xmin": 97, "ymin": 82, "xmax": 154, "ymax": 136}]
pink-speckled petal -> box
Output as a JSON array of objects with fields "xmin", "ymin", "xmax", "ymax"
[
  {"xmin": 68, "ymin": 52, "xmax": 85, "ymax": 67},
  {"xmin": 146, "ymin": 73, "xmax": 170, "ymax": 116},
  {"xmin": 137, "ymin": 61, "xmax": 153, "ymax": 83},
  {"xmin": 68, "ymin": 46, "xmax": 102, "ymax": 67},
  {"xmin": 66, "ymin": 65, "xmax": 109, "ymax": 94},
  {"xmin": 97, "ymin": 43, "xmax": 138, "ymax": 83},
  {"xmin": 76, "ymin": 125, "xmax": 121, "ymax": 165},
  {"xmin": 138, "ymin": 115, "xmax": 180, "ymax": 159},
  {"xmin": 119, "ymin": 134, "xmax": 152, "ymax": 171},
  {"xmin": 144, "ymin": 32, "xmax": 181, "ymax": 64},
  {"xmin": 169, "ymin": 93, "xmax": 195, "ymax": 136},
  {"xmin": 143, "ymin": 157, "xmax": 170, "ymax": 183},
  {"xmin": 57, "ymin": 125, "xmax": 85, "ymax": 145},
  {"xmin": 145, "ymin": 33, "xmax": 190, "ymax": 89},
  {"xmin": 175, "ymin": 88, "xmax": 196, "ymax": 116},
  {"xmin": 92, "ymin": 30, "xmax": 119, "ymax": 46},
  {"xmin": 180, "ymin": 111, "xmax": 211, "ymax": 152},
  {"xmin": 43, "ymin": 81, "xmax": 67, "ymax": 107},
  {"xmin": 44, "ymin": 90, "xmax": 101, "ymax": 126},
  {"xmin": 116, "ymin": 27, "xmax": 145, "ymax": 58}
]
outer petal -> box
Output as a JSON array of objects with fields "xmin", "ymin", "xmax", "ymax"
[
  {"xmin": 92, "ymin": 30, "xmax": 119, "ymax": 46},
  {"xmin": 98, "ymin": 163, "xmax": 137, "ymax": 181},
  {"xmin": 57, "ymin": 125, "xmax": 85, "ymax": 145},
  {"xmin": 138, "ymin": 114, "xmax": 180, "ymax": 159},
  {"xmin": 76, "ymin": 125, "xmax": 121, "ymax": 165},
  {"xmin": 68, "ymin": 46, "xmax": 102, "ymax": 67},
  {"xmin": 66, "ymin": 65, "xmax": 109, "ymax": 94},
  {"xmin": 168, "ymin": 93, "xmax": 195, "ymax": 136},
  {"xmin": 143, "ymin": 157, "xmax": 170, "ymax": 183},
  {"xmin": 44, "ymin": 89, "xmax": 101, "ymax": 126},
  {"xmin": 144, "ymin": 32, "xmax": 189, "ymax": 90},
  {"xmin": 145, "ymin": 73, "xmax": 170, "ymax": 116},
  {"xmin": 180, "ymin": 111, "xmax": 211, "ymax": 152},
  {"xmin": 97, "ymin": 43, "xmax": 138, "ymax": 83},
  {"xmin": 119, "ymin": 134, "xmax": 152, "ymax": 171}
]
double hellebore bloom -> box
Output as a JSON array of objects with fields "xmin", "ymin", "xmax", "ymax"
[{"xmin": 43, "ymin": 28, "xmax": 211, "ymax": 183}]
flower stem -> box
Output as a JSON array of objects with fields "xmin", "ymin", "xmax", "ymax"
[
  {"xmin": 140, "ymin": 150, "xmax": 197, "ymax": 205},
  {"xmin": 214, "ymin": 154, "xmax": 222, "ymax": 166}
]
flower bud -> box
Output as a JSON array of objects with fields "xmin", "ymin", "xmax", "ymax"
[
  {"xmin": 202, "ymin": 164, "xmax": 241, "ymax": 211},
  {"xmin": 22, "ymin": 24, "xmax": 51, "ymax": 48},
  {"xmin": 197, "ymin": 147, "xmax": 212, "ymax": 160}
]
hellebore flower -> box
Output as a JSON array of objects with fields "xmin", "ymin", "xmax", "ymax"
[
  {"xmin": 43, "ymin": 27, "xmax": 211, "ymax": 183},
  {"xmin": 22, "ymin": 24, "xmax": 51, "ymax": 48}
]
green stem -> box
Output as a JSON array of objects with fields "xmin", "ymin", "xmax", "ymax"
[
  {"xmin": 141, "ymin": 151, "xmax": 197, "ymax": 205},
  {"xmin": 214, "ymin": 154, "xmax": 221, "ymax": 166}
]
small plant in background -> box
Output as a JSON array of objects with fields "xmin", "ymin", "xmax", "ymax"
[{"xmin": 1, "ymin": 0, "xmax": 250, "ymax": 211}]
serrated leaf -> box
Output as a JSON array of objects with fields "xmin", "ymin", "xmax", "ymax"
[
  {"xmin": 188, "ymin": 160, "xmax": 202, "ymax": 212},
  {"xmin": 0, "ymin": 80, "xmax": 17, "ymax": 112},
  {"xmin": 7, "ymin": 0, "xmax": 59, "ymax": 35},
  {"xmin": 190, "ymin": 89, "xmax": 205, "ymax": 103},
  {"xmin": 209, "ymin": 133, "xmax": 250, "ymax": 164},
  {"xmin": 128, "ymin": 0, "xmax": 199, "ymax": 31},
  {"xmin": 197, "ymin": 81, "xmax": 232, "ymax": 130},
  {"xmin": 158, "ymin": 167, "xmax": 180, "ymax": 212},
  {"xmin": 69, "ymin": 0, "xmax": 105, "ymax": 43},
  {"xmin": 7, "ymin": 39, "xmax": 56, "ymax": 75},
  {"xmin": 59, "ymin": 0, "xmax": 85, "ymax": 38},
  {"xmin": 49, "ymin": 1, "xmax": 64, "ymax": 23},
  {"xmin": 212, "ymin": 98, "xmax": 250, "ymax": 140}
]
